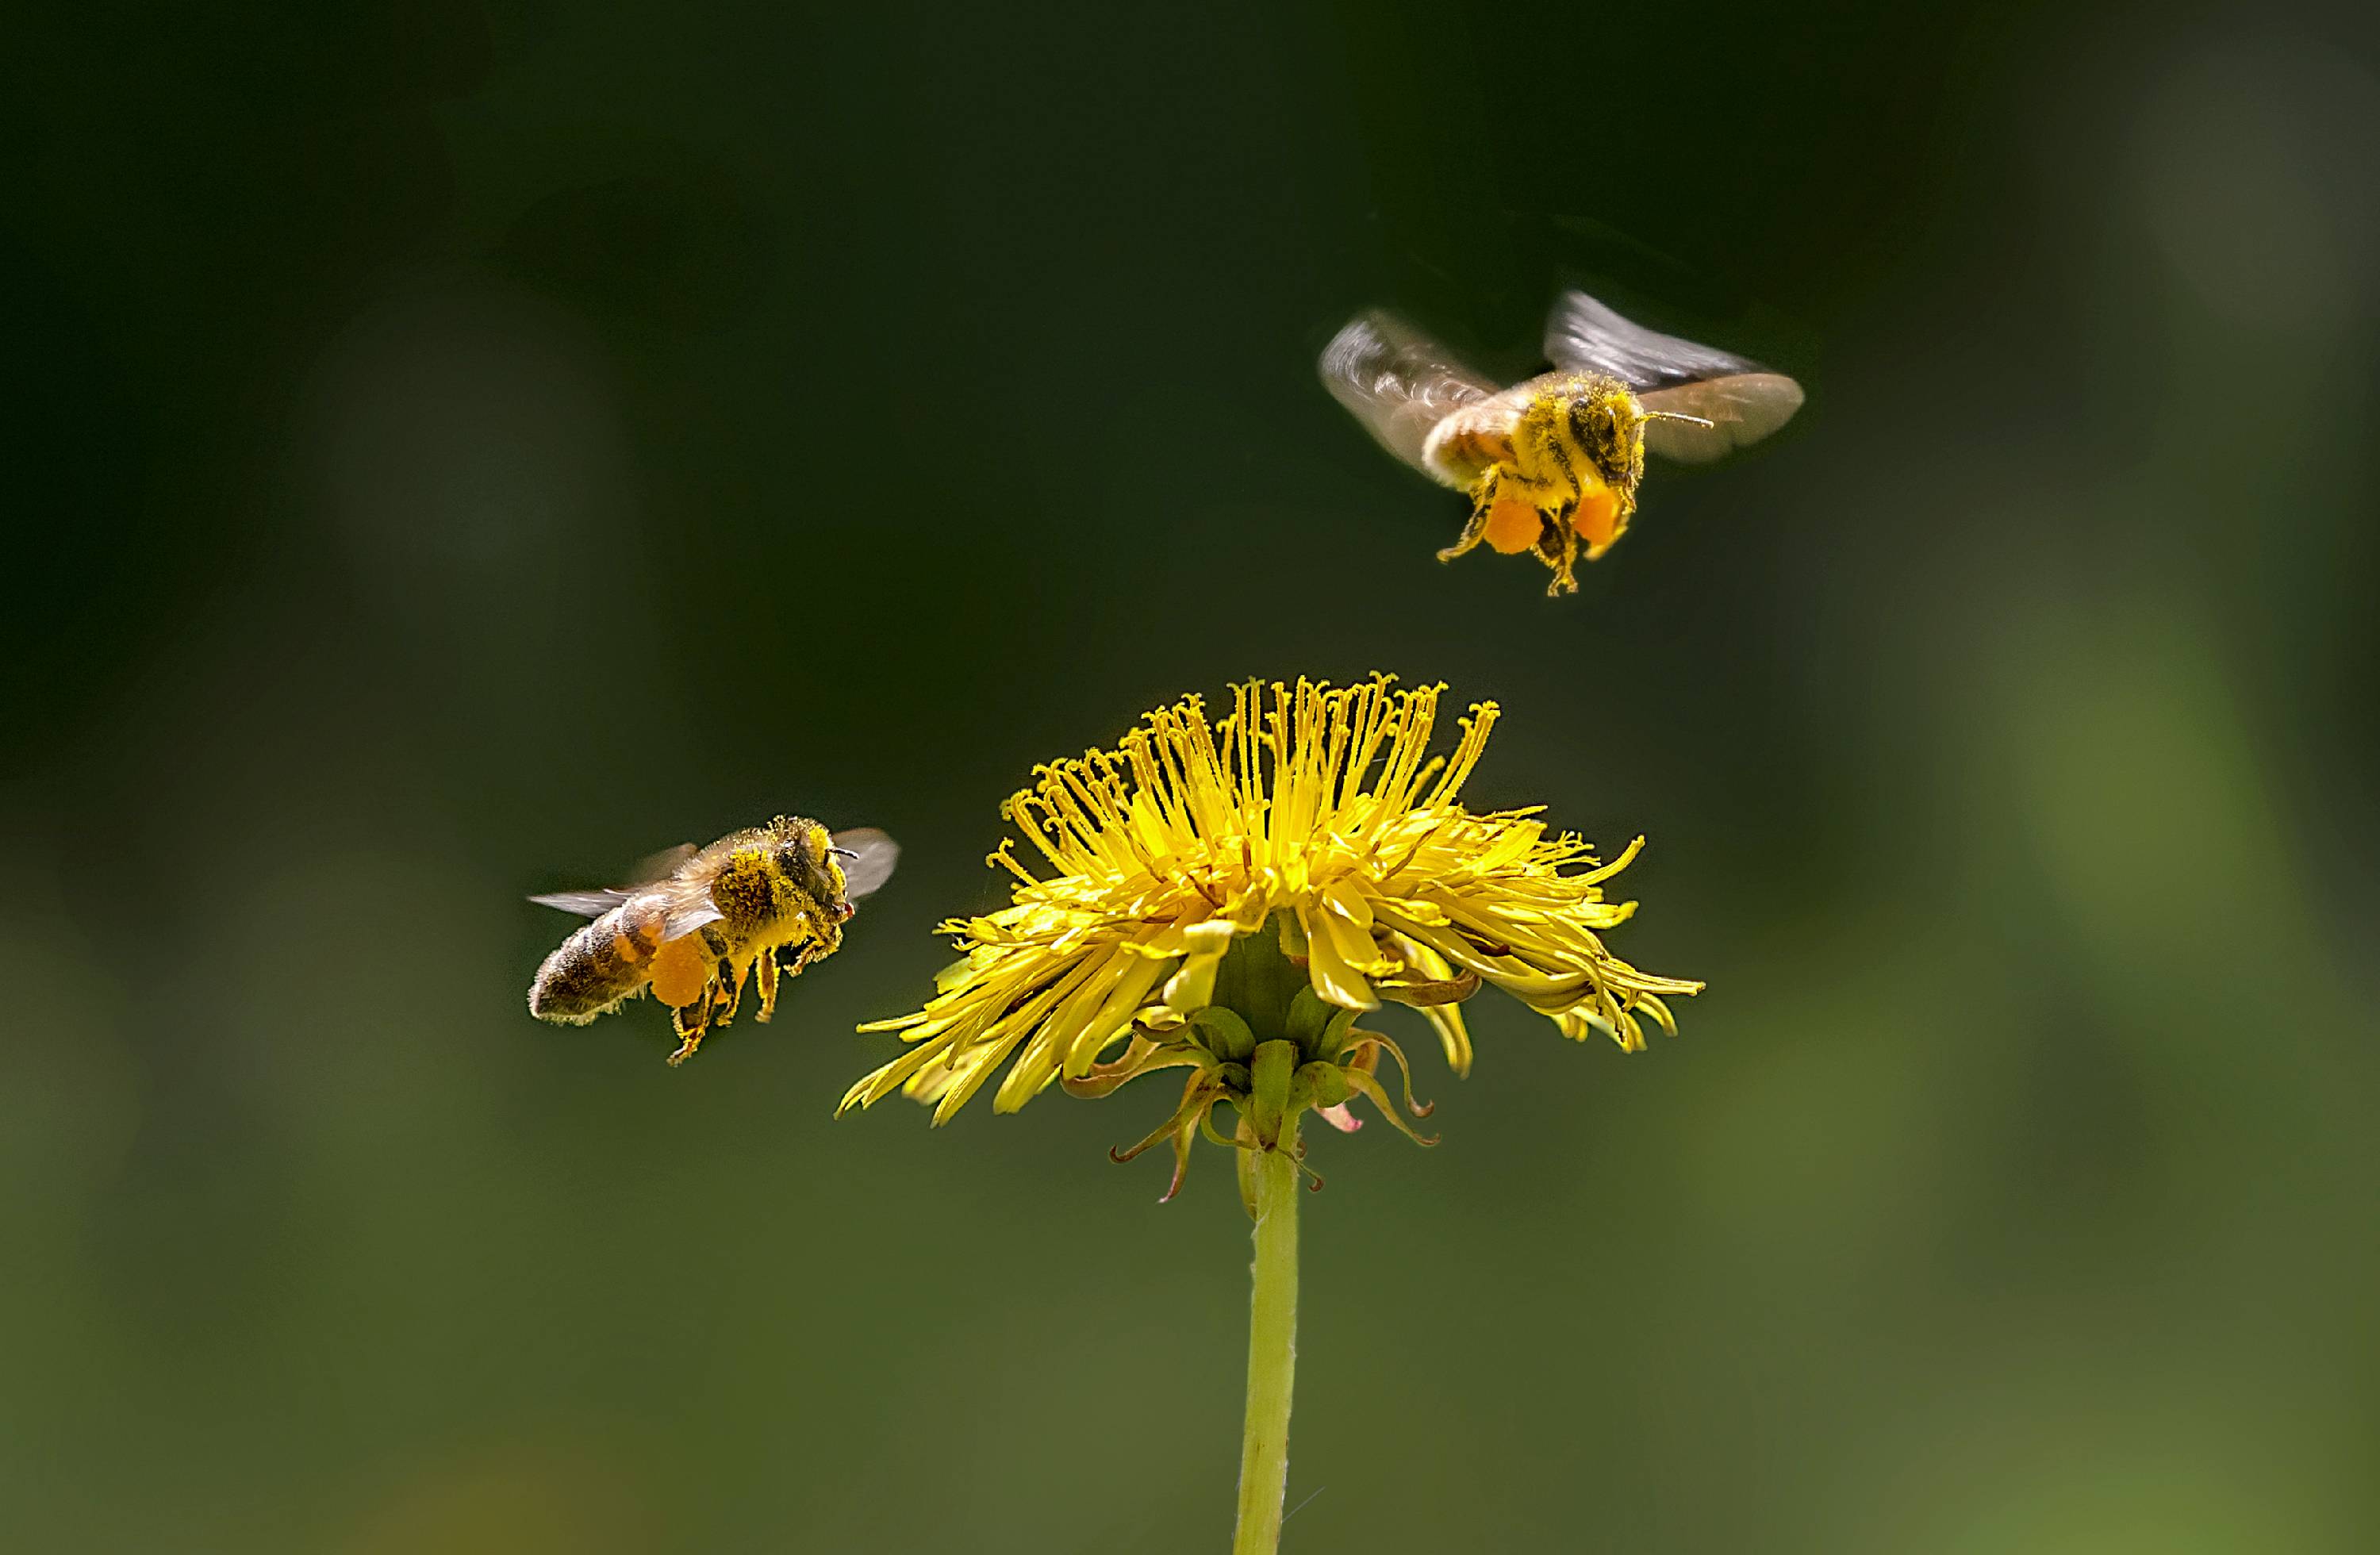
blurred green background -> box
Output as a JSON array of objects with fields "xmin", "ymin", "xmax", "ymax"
[{"xmin": 7, "ymin": 1, "xmax": 2378, "ymax": 1549}]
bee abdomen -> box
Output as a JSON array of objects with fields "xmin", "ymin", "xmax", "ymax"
[{"xmin": 528, "ymin": 908, "xmax": 662, "ymax": 1024}]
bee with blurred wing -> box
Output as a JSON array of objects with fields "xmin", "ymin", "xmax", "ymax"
[
  {"xmin": 528, "ymin": 817, "xmax": 899, "ymax": 1065},
  {"xmin": 1321, "ymin": 289, "xmax": 1803, "ymax": 594}
]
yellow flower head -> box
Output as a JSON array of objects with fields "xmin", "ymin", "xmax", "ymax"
[{"xmin": 841, "ymin": 675, "xmax": 1701, "ymax": 1161}]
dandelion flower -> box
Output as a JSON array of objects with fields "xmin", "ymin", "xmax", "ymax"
[
  {"xmin": 842, "ymin": 674, "xmax": 1698, "ymax": 1130},
  {"xmin": 840, "ymin": 674, "xmax": 1700, "ymax": 1555}
]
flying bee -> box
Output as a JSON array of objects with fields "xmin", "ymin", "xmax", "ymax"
[
  {"xmin": 528, "ymin": 817, "xmax": 899, "ymax": 1065},
  {"xmin": 1320, "ymin": 289, "xmax": 1804, "ymax": 594}
]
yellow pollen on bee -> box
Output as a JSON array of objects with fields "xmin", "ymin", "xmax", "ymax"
[
  {"xmin": 612, "ymin": 931, "xmax": 646, "ymax": 963},
  {"xmin": 648, "ymin": 935, "xmax": 711, "ymax": 1008},
  {"xmin": 1484, "ymin": 491, "xmax": 1541, "ymax": 554}
]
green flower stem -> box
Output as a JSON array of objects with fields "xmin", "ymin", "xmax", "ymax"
[{"xmin": 1233, "ymin": 1059, "xmax": 1301, "ymax": 1554}]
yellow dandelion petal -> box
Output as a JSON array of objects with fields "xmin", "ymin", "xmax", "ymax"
[
  {"xmin": 1297, "ymin": 900, "xmax": 1380, "ymax": 1011},
  {"xmin": 1418, "ymin": 1000, "xmax": 1474, "ymax": 1077}
]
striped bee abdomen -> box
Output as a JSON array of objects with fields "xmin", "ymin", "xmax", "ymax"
[{"xmin": 528, "ymin": 906, "xmax": 663, "ymax": 1023}]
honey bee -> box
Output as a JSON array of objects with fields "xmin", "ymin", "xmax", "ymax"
[
  {"xmin": 528, "ymin": 817, "xmax": 899, "ymax": 1065},
  {"xmin": 1320, "ymin": 288, "xmax": 1804, "ymax": 594}
]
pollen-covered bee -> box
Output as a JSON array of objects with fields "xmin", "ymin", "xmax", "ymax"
[
  {"xmin": 528, "ymin": 817, "xmax": 899, "ymax": 1065},
  {"xmin": 1320, "ymin": 289, "xmax": 1803, "ymax": 594}
]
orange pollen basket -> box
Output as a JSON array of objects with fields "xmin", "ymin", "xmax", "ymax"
[
  {"xmin": 1574, "ymin": 486, "xmax": 1622, "ymax": 550},
  {"xmin": 648, "ymin": 935, "xmax": 711, "ymax": 1008},
  {"xmin": 1484, "ymin": 494, "xmax": 1541, "ymax": 554}
]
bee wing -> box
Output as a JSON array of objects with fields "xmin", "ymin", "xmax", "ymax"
[
  {"xmin": 629, "ymin": 874, "xmax": 724, "ymax": 940},
  {"xmin": 528, "ymin": 883, "xmax": 720, "ymax": 943},
  {"xmin": 528, "ymin": 889, "xmax": 632, "ymax": 917},
  {"xmin": 626, "ymin": 843, "xmax": 698, "ymax": 884},
  {"xmin": 1541, "ymin": 289, "xmax": 1769, "ymax": 393},
  {"xmin": 658, "ymin": 900, "xmax": 724, "ymax": 939},
  {"xmin": 528, "ymin": 835, "xmax": 700, "ymax": 917},
  {"xmin": 1638, "ymin": 373, "xmax": 1805, "ymax": 463},
  {"xmin": 1319, "ymin": 309, "xmax": 1499, "ymax": 480},
  {"xmin": 831, "ymin": 827, "xmax": 901, "ymax": 900}
]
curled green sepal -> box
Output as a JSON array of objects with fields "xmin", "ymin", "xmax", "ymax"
[
  {"xmin": 1284, "ymin": 986, "xmax": 1358, "ymax": 1063},
  {"xmin": 1349, "ymin": 1029, "xmax": 1434, "ymax": 1118},
  {"xmin": 1203, "ymin": 1099, "xmax": 1250, "ymax": 1151},
  {"xmin": 1107, "ymin": 1069, "xmax": 1230, "ymax": 1203},
  {"xmin": 1297, "ymin": 1060, "xmax": 1351, "ymax": 1109},
  {"xmin": 1062, "ymin": 1035, "xmax": 1204, "ymax": 1099},
  {"xmin": 1188, "ymin": 1006, "xmax": 1258, "ymax": 1063},
  {"xmin": 1341, "ymin": 1067, "xmax": 1440, "ymax": 1147}
]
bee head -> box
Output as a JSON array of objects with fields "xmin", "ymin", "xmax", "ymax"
[
  {"xmin": 823, "ymin": 842, "xmax": 862, "ymax": 920},
  {"xmin": 1562, "ymin": 382, "xmax": 1649, "ymax": 478},
  {"xmin": 770, "ymin": 817, "xmax": 854, "ymax": 915}
]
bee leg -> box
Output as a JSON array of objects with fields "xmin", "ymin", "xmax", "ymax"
[
  {"xmin": 1542, "ymin": 501, "xmax": 1582, "ymax": 597},
  {"xmin": 1439, "ymin": 468, "xmax": 1500, "ymax": 562},
  {"xmin": 712, "ymin": 959, "xmax": 750, "ymax": 1027},
  {"xmin": 667, "ymin": 993, "xmax": 714, "ymax": 1066},
  {"xmin": 782, "ymin": 936, "xmax": 827, "ymax": 979},
  {"xmin": 754, "ymin": 951, "xmax": 780, "ymax": 1023}
]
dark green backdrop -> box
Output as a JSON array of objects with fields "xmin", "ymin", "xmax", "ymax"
[{"xmin": 8, "ymin": 1, "xmax": 2378, "ymax": 1549}]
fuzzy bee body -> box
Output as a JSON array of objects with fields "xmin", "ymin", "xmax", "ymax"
[
  {"xmin": 529, "ymin": 896, "xmax": 732, "ymax": 1025},
  {"xmin": 1322, "ymin": 289, "xmax": 1804, "ymax": 594},
  {"xmin": 529, "ymin": 900, "xmax": 666, "ymax": 1023},
  {"xmin": 527, "ymin": 816, "xmax": 900, "ymax": 1065}
]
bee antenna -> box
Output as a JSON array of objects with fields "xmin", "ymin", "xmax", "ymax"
[{"xmin": 1642, "ymin": 409, "xmax": 1716, "ymax": 429}]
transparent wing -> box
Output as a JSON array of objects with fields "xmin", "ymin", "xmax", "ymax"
[
  {"xmin": 1319, "ymin": 309, "xmax": 1499, "ymax": 478},
  {"xmin": 625, "ymin": 872, "xmax": 726, "ymax": 940},
  {"xmin": 529, "ymin": 884, "xmax": 720, "ymax": 941},
  {"xmin": 532, "ymin": 859, "xmax": 723, "ymax": 941},
  {"xmin": 1640, "ymin": 373, "xmax": 1805, "ymax": 463},
  {"xmin": 625, "ymin": 843, "xmax": 697, "ymax": 884},
  {"xmin": 528, "ymin": 889, "xmax": 631, "ymax": 918},
  {"xmin": 831, "ymin": 827, "xmax": 901, "ymax": 900},
  {"xmin": 1541, "ymin": 290, "xmax": 1767, "ymax": 393},
  {"xmin": 657, "ymin": 900, "xmax": 724, "ymax": 939},
  {"xmin": 528, "ymin": 838, "xmax": 697, "ymax": 918}
]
